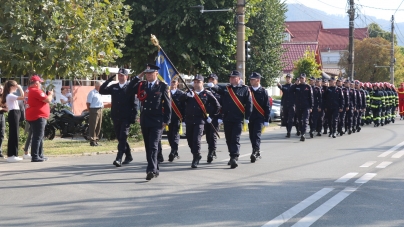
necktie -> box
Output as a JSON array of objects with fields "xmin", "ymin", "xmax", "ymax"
[{"xmin": 149, "ymin": 83, "xmax": 152, "ymax": 89}]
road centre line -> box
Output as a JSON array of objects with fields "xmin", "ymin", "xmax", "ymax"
[
  {"xmin": 376, "ymin": 161, "xmax": 392, "ymax": 168},
  {"xmin": 355, "ymin": 173, "xmax": 377, "ymax": 184},
  {"xmin": 334, "ymin": 172, "xmax": 358, "ymax": 183},
  {"xmin": 262, "ymin": 188, "xmax": 334, "ymax": 227},
  {"xmin": 291, "ymin": 187, "xmax": 357, "ymax": 227},
  {"xmin": 360, "ymin": 161, "xmax": 377, "ymax": 168},
  {"xmin": 378, "ymin": 140, "xmax": 404, "ymax": 157},
  {"xmin": 392, "ymin": 149, "xmax": 404, "ymax": 159}
]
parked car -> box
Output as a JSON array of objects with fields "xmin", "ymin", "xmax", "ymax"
[{"xmin": 271, "ymin": 100, "xmax": 281, "ymax": 122}]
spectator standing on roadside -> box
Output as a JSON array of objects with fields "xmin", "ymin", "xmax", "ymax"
[
  {"xmin": 86, "ymin": 81, "xmax": 104, "ymax": 146},
  {"xmin": 0, "ymin": 85, "xmax": 7, "ymax": 158},
  {"xmin": 60, "ymin": 87, "xmax": 71, "ymax": 107},
  {"xmin": 26, "ymin": 75, "xmax": 53, "ymax": 162},
  {"xmin": 2, "ymin": 80, "xmax": 25, "ymax": 162},
  {"xmin": 23, "ymin": 87, "xmax": 33, "ymax": 159}
]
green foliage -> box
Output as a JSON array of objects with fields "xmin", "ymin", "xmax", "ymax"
[
  {"xmin": 293, "ymin": 48, "xmax": 322, "ymax": 78},
  {"xmin": 101, "ymin": 108, "xmax": 142, "ymax": 141},
  {"xmin": 0, "ymin": 0, "xmax": 133, "ymax": 78},
  {"xmin": 246, "ymin": 0, "xmax": 286, "ymax": 87},
  {"xmin": 368, "ymin": 23, "xmax": 397, "ymax": 45}
]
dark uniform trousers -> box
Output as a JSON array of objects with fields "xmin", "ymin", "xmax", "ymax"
[
  {"xmin": 167, "ymin": 121, "xmax": 181, "ymax": 151},
  {"xmin": 345, "ymin": 109, "xmax": 354, "ymax": 130},
  {"xmin": 113, "ymin": 119, "xmax": 132, "ymax": 161},
  {"xmin": 224, "ymin": 121, "xmax": 242, "ymax": 158},
  {"xmin": 317, "ymin": 110, "xmax": 325, "ymax": 132},
  {"xmin": 326, "ymin": 108, "xmax": 339, "ymax": 133},
  {"xmin": 283, "ymin": 106, "xmax": 295, "ymax": 133},
  {"xmin": 204, "ymin": 119, "xmax": 219, "ymax": 152},
  {"xmin": 338, "ymin": 110, "xmax": 346, "ymax": 132},
  {"xmin": 186, "ymin": 123, "xmax": 204, "ymax": 155},
  {"xmin": 322, "ymin": 111, "xmax": 329, "ymax": 132},
  {"xmin": 354, "ymin": 110, "xmax": 362, "ymax": 129},
  {"xmin": 142, "ymin": 126, "xmax": 162, "ymax": 174},
  {"xmin": 295, "ymin": 108, "xmax": 310, "ymax": 134},
  {"xmin": 310, "ymin": 110, "xmax": 321, "ymax": 133},
  {"xmin": 248, "ymin": 119, "xmax": 264, "ymax": 150}
]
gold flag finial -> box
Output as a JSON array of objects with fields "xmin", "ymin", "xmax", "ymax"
[{"xmin": 150, "ymin": 34, "xmax": 160, "ymax": 49}]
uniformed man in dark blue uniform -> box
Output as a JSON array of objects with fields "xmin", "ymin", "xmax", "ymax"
[
  {"xmin": 99, "ymin": 68, "xmax": 137, "ymax": 167},
  {"xmin": 309, "ymin": 78, "xmax": 322, "ymax": 138},
  {"xmin": 277, "ymin": 74, "xmax": 295, "ymax": 138},
  {"xmin": 321, "ymin": 79, "xmax": 329, "ymax": 134},
  {"xmin": 351, "ymin": 81, "xmax": 361, "ymax": 132},
  {"xmin": 181, "ymin": 75, "xmax": 220, "ymax": 168},
  {"xmin": 324, "ymin": 78, "xmax": 344, "ymax": 138},
  {"xmin": 126, "ymin": 64, "xmax": 171, "ymax": 181},
  {"xmin": 355, "ymin": 80, "xmax": 367, "ymax": 132},
  {"xmin": 210, "ymin": 70, "xmax": 252, "ymax": 168},
  {"xmin": 248, "ymin": 72, "xmax": 271, "ymax": 162},
  {"xmin": 337, "ymin": 78, "xmax": 349, "ymax": 136},
  {"xmin": 167, "ymin": 78, "xmax": 185, "ymax": 162},
  {"xmin": 344, "ymin": 80, "xmax": 356, "ymax": 134},
  {"xmin": 290, "ymin": 74, "xmax": 313, "ymax": 141},
  {"xmin": 205, "ymin": 73, "xmax": 222, "ymax": 163}
]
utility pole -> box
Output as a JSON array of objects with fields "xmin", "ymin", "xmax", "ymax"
[
  {"xmin": 348, "ymin": 0, "xmax": 355, "ymax": 81},
  {"xmin": 236, "ymin": 0, "xmax": 246, "ymax": 82},
  {"xmin": 390, "ymin": 15, "xmax": 395, "ymax": 84}
]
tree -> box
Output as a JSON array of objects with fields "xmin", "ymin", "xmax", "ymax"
[
  {"xmin": 0, "ymin": 0, "xmax": 133, "ymax": 78},
  {"xmin": 245, "ymin": 0, "xmax": 287, "ymax": 87},
  {"xmin": 293, "ymin": 48, "xmax": 321, "ymax": 78},
  {"xmin": 368, "ymin": 23, "xmax": 397, "ymax": 45}
]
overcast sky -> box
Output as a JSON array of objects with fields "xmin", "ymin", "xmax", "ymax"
[{"xmin": 286, "ymin": 0, "xmax": 404, "ymax": 23}]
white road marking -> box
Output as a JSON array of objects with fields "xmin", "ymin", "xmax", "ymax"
[
  {"xmin": 292, "ymin": 187, "xmax": 357, "ymax": 227},
  {"xmin": 355, "ymin": 173, "xmax": 377, "ymax": 184},
  {"xmin": 392, "ymin": 149, "xmax": 404, "ymax": 159},
  {"xmin": 334, "ymin": 172, "xmax": 358, "ymax": 183},
  {"xmin": 262, "ymin": 188, "xmax": 334, "ymax": 227},
  {"xmin": 378, "ymin": 140, "xmax": 404, "ymax": 157},
  {"xmin": 376, "ymin": 161, "xmax": 392, "ymax": 169},
  {"xmin": 360, "ymin": 161, "xmax": 377, "ymax": 168}
]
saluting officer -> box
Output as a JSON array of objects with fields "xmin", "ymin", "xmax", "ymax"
[
  {"xmin": 209, "ymin": 70, "xmax": 252, "ymax": 169},
  {"xmin": 310, "ymin": 78, "xmax": 323, "ymax": 137},
  {"xmin": 99, "ymin": 68, "xmax": 137, "ymax": 167},
  {"xmin": 290, "ymin": 74, "xmax": 313, "ymax": 142},
  {"xmin": 248, "ymin": 72, "xmax": 271, "ymax": 163},
  {"xmin": 277, "ymin": 74, "xmax": 295, "ymax": 138},
  {"xmin": 126, "ymin": 64, "xmax": 171, "ymax": 181},
  {"xmin": 181, "ymin": 75, "xmax": 220, "ymax": 168},
  {"xmin": 167, "ymin": 78, "xmax": 185, "ymax": 162},
  {"xmin": 324, "ymin": 78, "xmax": 344, "ymax": 138},
  {"xmin": 205, "ymin": 73, "xmax": 222, "ymax": 163}
]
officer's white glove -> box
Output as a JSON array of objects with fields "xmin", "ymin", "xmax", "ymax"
[
  {"xmin": 245, "ymin": 119, "xmax": 249, "ymax": 124},
  {"xmin": 182, "ymin": 122, "xmax": 186, "ymax": 127},
  {"xmin": 264, "ymin": 122, "xmax": 269, "ymax": 127},
  {"xmin": 206, "ymin": 117, "xmax": 212, "ymax": 123},
  {"xmin": 187, "ymin": 91, "xmax": 194, "ymax": 97},
  {"xmin": 207, "ymin": 82, "xmax": 214, "ymax": 88},
  {"xmin": 218, "ymin": 119, "xmax": 223, "ymax": 124}
]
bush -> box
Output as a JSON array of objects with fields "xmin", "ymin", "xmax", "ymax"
[{"xmin": 101, "ymin": 109, "xmax": 142, "ymax": 141}]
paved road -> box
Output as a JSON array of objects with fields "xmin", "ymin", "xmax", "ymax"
[{"xmin": 1, "ymin": 120, "xmax": 404, "ymax": 227}]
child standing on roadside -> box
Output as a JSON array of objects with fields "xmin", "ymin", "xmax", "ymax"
[{"xmin": 2, "ymin": 80, "xmax": 25, "ymax": 162}]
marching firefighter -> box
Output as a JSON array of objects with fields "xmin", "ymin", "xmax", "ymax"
[
  {"xmin": 277, "ymin": 74, "xmax": 296, "ymax": 138},
  {"xmin": 309, "ymin": 78, "xmax": 323, "ymax": 138},
  {"xmin": 399, "ymin": 83, "xmax": 404, "ymax": 120},
  {"xmin": 324, "ymin": 78, "xmax": 344, "ymax": 138},
  {"xmin": 370, "ymin": 83, "xmax": 384, "ymax": 127}
]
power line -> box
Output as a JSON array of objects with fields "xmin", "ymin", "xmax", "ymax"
[
  {"xmin": 394, "ymin": 22, "xmax": 404, "ymax": 44},
  {"xmin": 356, "ymin": 4, "xmax": 404, "ymax": 11},
  {"xmin": 394, "ymin": 0, "xmax": 404, "ymax": 15},
  {"xmin": 315, "ymin": 0, "xmax": 346, "ymax": 10}
]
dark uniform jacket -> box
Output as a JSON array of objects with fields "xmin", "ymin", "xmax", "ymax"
[
  {"xmin": 291, "ymin": 83, "xmax": 314, "ymax": 109},
  {"xmin": 249, "ymin": 86, "xmax": 271, "ymax": 122},
  {"xmin": 99, "ymin": 81, "xmax": 137, "ymax": 123},
  {"xmin": 341, "ymin": 86, "xmax": 350, "ymax": 109},
  {"xmin": 206, "ymin": 87, "xmax": 223, "ymax": 120},
  {"xmin": 347, "ymin": 87, "xmax": 356, "ymax": 109},
  {"xmin": 212, "ymin": 85, "xmax": 252, "ymax": 123},
  {"xmin": 354, "ymin": 89, "xmax": 362, "ymax": 110},
  {"xmin": 170, "ymin": 89, "xmax": 186, "ymax": 123},
  {"xmin": 180, "ymin": 89, "xmax": 220, "ymax": 125},
  {"xmin": 370, "ymin": 89, "xmax": 384, "ymax": 108},
  {"xmin": 277, "ymin": 83, "xmax": 295, "ymax": 108},
  {"xmin": 324, "ymin": 86, "xmax": 344, "ymax": 110},
  {"xmin": 313, "ymin": 86, "xmax": 323, "ymax": 110},
  {"xmin": 126, "ymin": 77, "xmax": 171, "ymax": 127},
  {"xmin": 359, "ymin": 89, "xmax": 367, "ymax": 110}
]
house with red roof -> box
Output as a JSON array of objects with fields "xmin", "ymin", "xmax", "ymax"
[{"xmin": 282, "ymin": 21, "xmax": 368, "ymax": 77}]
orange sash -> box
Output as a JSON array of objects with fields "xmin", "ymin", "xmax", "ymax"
[
  {"xmin": 194, "ymin": 92, "xmax": 208, "ymax": 117},
  {"xmin": 251, "ymin": 90, "xmax": 265, "ymax": 116},
  {"xmin": 227, "ymin": 86, "xmax": 245, "ymax": 113},
  {"xmin": 171, "ymin": 100, "xmax": 183, "ymax": 120}
]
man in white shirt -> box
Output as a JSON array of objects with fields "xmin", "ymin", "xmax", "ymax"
[{"xmin": 86, "ymin": 81, "xmax": 104, "ymax": 146}]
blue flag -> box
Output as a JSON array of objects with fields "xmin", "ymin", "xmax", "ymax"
[{"xmin": 156, "ymin": 50, "xmax": 177, "ymax": 84}]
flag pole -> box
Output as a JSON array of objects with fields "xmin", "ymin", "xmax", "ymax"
[{"xmin": 150, "ymin": 34, "xmax": 220, "ymax": 139}]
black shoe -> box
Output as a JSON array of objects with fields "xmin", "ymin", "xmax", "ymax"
[
  {"xmin": 229, "ymin": 158, "xmax": 238, "ymax": 169},
  {"xmin": 352, "ymin": 129, "xmax": 356, "ymax": 133},
  {"xmin": 122, "ymin": 157, "xmax": 133, "ymax": 165},
  {"xmin": 381, "ymin": 122, "xmax": 384, "ymax": 126},
  {"xmin": 228, "ymin": 157, "xmax": 238, "ymax": 165},
  {"xmin": 296, "ymin": 131, "xmax": 301, "ymax": 136},
  {"xmin": 332, "ymin": 133, "xmax": 336, "ymax": 138},
  {"xmin": 146, "ymin": 172, "xmax": 157, "ymax": 181},
  {"xmin": 157, "ymin": 155, "xmax": 164, "ymax": 163},
  {"xmin": 357, "ymin": 127, "xmax": 361, "ymax": 132},
  {"xmin": 392, "ymin": 118, "xmax": 395, "ymax": 123},
  {"xmin": 191, "ymin": 154, "xmax": 202, "ymax": 168},
  {"xmin": 338, "ymin": 131, "xmax": 343, "ymax": 136},
  {"xmin": 90, "ymin": 142, "xmax": 98, "ymax": 146},
  {"xmin": 328, "ymin": 133, "xmax": 332, "ymax": 137},
  {"xmin": 286, "ymin": 132, "xmax": 291, "ymax": 138},
  {"xmin": 207, "ymin": 150, "xmax": 216, "ymax": 163},
  {"xmin": 300, "ymin": 135, "xmax": 305, "ymax": 142},
  {"xmin": 348, "ymin": 129, "xmax": 352, "ymax": 135},
  {"xmin": 168, "ymin": 150, "xmax": 179, "ymax": 162},
  {"xmin": 250, "ymin": 149, "xmax": 261, "ymax": 163},
  {"xmin": 323, "ymin": 131, "xmax": 328, "ymax": 134},
  {"xmin": 316, "ymin": 132, "xmax": 322, "ymax": 136},
  {"xmin": 31, "ymin": 158, "xmax": 44, "ymax": 162},
  {"xmin": 113, "ymin": 160, "xmax": 122, "ymax": 167},
  {"xmin": 309, "ymin": 132, "xmax": 314, "ymax": 138}
]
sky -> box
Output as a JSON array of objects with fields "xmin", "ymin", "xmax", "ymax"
[{"xmin": 286, "ymin": 0, "xmax": 404, "ymax": 23}]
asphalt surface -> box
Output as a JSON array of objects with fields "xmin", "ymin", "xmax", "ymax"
[{"xmin": 1, "ymin": 120, "xmax": 404, "ymax": 227}]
